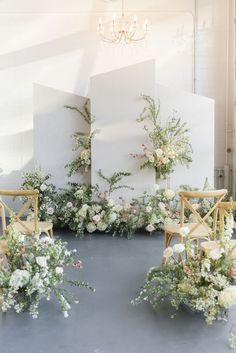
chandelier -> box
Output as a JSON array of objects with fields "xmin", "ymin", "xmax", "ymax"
[{"xmin": 97, "ymin": 0, "xmax": 149, "ymax": 44}]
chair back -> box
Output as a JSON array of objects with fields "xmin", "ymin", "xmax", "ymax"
[
  {"xmin": 179, "ymin": 189, "xmax": 227, "ymax": 239},
  {"xmin": 0, "ymin": 189, "xmax": 39, "ymax": 237}
]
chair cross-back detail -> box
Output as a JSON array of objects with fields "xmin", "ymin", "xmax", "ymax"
[
  {"xmin": 164, "ymin": 189, "xmax": 227, "ymax": 248},
  {"xmin": 0, "ymin": 189, "xmax": 39, "ymax": 237},
  {"xmin": 201, "ymin": 200, "xmax": 236, "ymax": 254}
]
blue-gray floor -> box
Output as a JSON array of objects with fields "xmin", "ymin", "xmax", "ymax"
[{"xmin": 0, "ymin": 230, "xmax": 235, "ymax": 353}]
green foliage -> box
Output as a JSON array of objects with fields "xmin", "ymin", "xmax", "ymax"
[
  {"xmin": 136, "ymin": 95, "xmax": 193, "ymax": 179},
  {"xmin": 97, "ymin": 169, "xmax": 134, "ymax": 195},
  {"xmin": 20, "ymin": 168, "xmax": 57, "ymax": 222},
  {"xmin": 65, "ymin": 100, "xmax": 97, "ymax": 176}
]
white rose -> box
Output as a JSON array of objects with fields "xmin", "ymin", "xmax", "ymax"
[
  {"xmin": 107, "ymin": 198, "xmax": 115, "ymax": 206},
  {"xmin": 145, "ymin": 205, "xmax": 152, "ymax": 213},
  {"xmin": 208, "ymin": 249, "xmax": 222, "ymax": 261},
  {"xmin": 109, "ymin": 213, "xmax": 117, "ymax": 223},
  {"xmin": 146, "ymin": 224, "xmax": 155, "ymax": 233},
  {"xmin": 158, "ymin": 202, "xmax": 166, "ymax": 211},
  {"xmin": 86, "ymin": 222, "xmax": 96, "ymax": 233},
  {"xmin": 40, "ymin": 184, "xmax": 47, "ymax": 192},
  {"xmin": 162, "ymin": 157, "xmax": 169, "ymax": 165},
  {"xmin": 173, "ymin": 243, "xmax": 185, "ymax": 254},
  {"xmin": 179, "ymin": 227, "xmax": 190, "ymax": 237},
  {"xmin": 155, "ymin": 148, "xmax": 163, "ymax": 158},
  {"xmin": 36, "ymin": 256, "xmax": 48, "ymax": 268},
  {"xmin": 97, "ymin": 222, "xmax": 107, "ymax": 232},
  {"xmin": 148, "ymin": 155, "xmax": 155, "ymax": 163},
  {"xmin": 80, "ymin": 149, "xmax": 90, "ymax": 161},
  {"xmin": 55, "ymin": 267, "xmax": 64, "ymax": 275},
  {"xmin": 66, "ymin": 202, "xmax": 73, "ymax": 208},
  {"xmin": 9, "ymin": 269, "xmax": 30, "ymax": 289},
  {"xmin": 114, "ymin": 204, "xmax": 123, "ymax": 212},
  {"xmin": 163, "ymin": 247, "xmax": 173, "ymax": 258},
  {"xmin": 164, "ymin": 189, "xmax": 175, "ymax": 200},
  {"xmin": 92, "ymin": 215, "xmax": 101, "ymax": 224},
  {"xmin": 218, "ymin": 286, "xmax": 236, "ymax": 308},
  {"xmin": 75, "ymin": 189, "xmax": 84, "ymax": 199}
]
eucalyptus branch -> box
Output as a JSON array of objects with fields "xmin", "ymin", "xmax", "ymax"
[{"xmin": 98, "ymin": 169, "xmax": 134, "ymax": 195}]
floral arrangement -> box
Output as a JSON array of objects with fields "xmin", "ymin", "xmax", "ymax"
[
  {"xmin": 20, "ymin": 168, "xmax": 57, "ymax": 222},
  {"xmin": 132, "ymin": 217, "xmax": 236, "ymax": 325},
  {"xmin": 131, "ymin": 95, "xmax": 193, "ymax": 180},
  {"xmin": 0, "ymin": 226, "xmax": 93, "ymax": 318},
  {"xmin": 65, "ymin": 100, "xmax": 97, "ymax": 176}
]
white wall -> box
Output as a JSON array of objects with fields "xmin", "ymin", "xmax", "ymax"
[
  {"xmin": 34, "ymin": 84, "xmax": 90, "ymax": 188},
  {"xmin": 0, "ymin": 0, "xmax": 229, "ymax": 189},
  {"xmin": 156, "ymin": 84, "xmax": 214, "ymax": 189},
  {"xmin": 91, "ymin": 60, "xmax": 156, "ymax": 200}
]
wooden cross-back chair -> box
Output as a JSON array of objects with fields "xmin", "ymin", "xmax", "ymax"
[
  {"xmin": 164, "ymin": 189, "xmax": 227, "ymax": 248},
  {"xmin": 201, "ymin": 200, "xmax": 236, "ymax": 253},
  {"xmin": 0, "ymin": 189, "xmax": 53, "ymax": 238}
]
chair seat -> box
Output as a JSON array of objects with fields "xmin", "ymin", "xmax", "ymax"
[
  {"xmin": 0, "ymin": 239, "xmax": 8, "ymax": 254},
  {"xmin": 10, "ymin": 220, "xmax": 53, "ymax": 237},
  {"xmin": 201, "ymin": 239, "xmax": 236, "ymax": 252},
  {"xmin": 164, "ymin": 222, "xmax": 211, "ymax": 238}
]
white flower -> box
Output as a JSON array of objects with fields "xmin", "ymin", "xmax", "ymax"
[
  {"xmin": 66, "ymin": 202, "xmax": 73, "ymax": 208},
  {"xmin": 36, "ymin": 256, "xmax": 47, "ymax": 268},
  {"xmin": 148, "ymin": 155, "xmax": 155, "ymax": 163},
  {"xmin": 179, "ymin": 227, "xmax": 190, "ymax": 237},
  {"xmin": 164, "ymin": 189, "xmax": 175, "ymax": 200},
  {"xmin": 114, "ymin": 204, "xmax": 123, "ymax": 212},
  {"xmin": 9, "ymin": 269, "xmax": 30, "ymax": 289},
  {"xmin": 40, "ymin": 184, "xmax": 47, "ymax": 192},
  {"xmin": 108, "ymin": 213, "xmax": 117, "ymax": 223},
  {"xmin": 155, "ymin": 148, "xmax": 163, "ymax": 158},
  {"xmin": 162, "ymin": 157, "xmax": 169, "ymax": 165},
  {"xmin": 78, "ymin": 204, "xmax": 89, "ymax": 218},
  {"xmin": 158, "ymin": 202, "xmax": 166, "ymax": 211},
  {"xmin": 107, "ymin": 198, "xmax": 115, "ymax": 206},
  {"xmin": 218, "ymin": 286, "xmax": 236, "ymax": 308},
  {"xmin": 18, "ymin": 234, "xmax": 25, "ymax": 243},
  {"xmin": 208, "ymin": 249, "xmax": 222, "ymax": 260},
  {"xmin": 145, "ymin": 205, "xmax": 152, "ymax": 213},
  {"xmin": 146, "ymin": 224, "xmax": 155, "ymax": 232},
  {"xmin": 75, "ymin": 189, "xmax": 84, "ymax": 199},
  {"xmin": 55, "ymin": 267, "xmax": 64, "ymax": 275},
  {"xmin": 80, "ymin": 149, "xmax": 90, "ymax": 161},
  {"xmin": 63, "ymin": 311, "xmax": 69, "ymax": 318},
  {"xmin": 47, "ymin": 207, "xmax": 54, "ymax": 215},
  {"xmin": 124, "ymin": 203, "xmax": 131, "ymax": 210},
  {"xmin": 173, "ymin": 243, "xmax": 185, "ymax": 254},
  {"xmin": 97, "ymin": 222, "xmax": 107, "ymax": 232},
  {"xmin": 92, "ymin": 215, "xmax": 101, "ymax": 224},
  {"xmin": 86, "ymin": 222, "xmax": 96, "ymax": 233},
  {"xmin": 163, "ymin": 247, "xmax": 173, "ymax": 258}
]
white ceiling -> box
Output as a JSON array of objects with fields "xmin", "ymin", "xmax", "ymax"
[{"xmin": 0, "ymin": 0, "xmax": 194, "ymax": 13}]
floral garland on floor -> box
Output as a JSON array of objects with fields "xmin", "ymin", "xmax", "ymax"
[
  {"xmin": 0, "ymin": 225, "xmax": 94, "ymax": 318},
  {"xmin": 132, "ymin": 216, "xmax": 236, "ymax": 326},
  {"xmin": 19, "ymin": 169, "xmax": 214, "ymax": 238}
]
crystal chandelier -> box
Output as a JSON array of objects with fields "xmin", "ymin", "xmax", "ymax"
[{"xmin": 97, "ymin": 0, "xmax": 149, "ymax": 44}]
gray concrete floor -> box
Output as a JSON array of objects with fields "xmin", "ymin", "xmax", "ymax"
[{"xmin": 0, "ymin": 230, "xmax": 235, "ymax": 353}]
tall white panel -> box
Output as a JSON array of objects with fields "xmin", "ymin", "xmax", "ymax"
[
  {"xmin": 91, "ymin": 60, "xmax": 156, "ymax": 200},
  {"xmin": 156, "ymin": 84, "xmax": 214, "ymax": 189},
  {"xmin": 34, "ymin": 84, "xmax": 90, "ymax": 188}
]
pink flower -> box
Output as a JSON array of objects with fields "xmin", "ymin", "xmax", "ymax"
[
  {"xmin": 66, "ymin": 202, "xmax": 73, "ymax": 208},
  {"xmin": 73, "ymin": 260, "xmax": 83, "ymax": 269}
]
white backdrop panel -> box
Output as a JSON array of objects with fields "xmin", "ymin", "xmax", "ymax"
[
  {"xmin": 34, "ymin": 84, "xmax": 90, "ymax": 188},
  {"xmin": 91, "ymin": 60, "xmax": 156, "ymax": 200},
  {"xmin": 156, "ymin": 84, "xmax": 214, "ymax": 189}
]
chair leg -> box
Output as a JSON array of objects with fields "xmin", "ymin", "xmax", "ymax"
[
  {"xmin": 164, "ymin": 232, "xmax": 173, "ymax": 248},
  {"xmin": 49, "ymin": 228, "xmax": 53, "ymax": 238}
]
